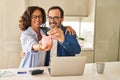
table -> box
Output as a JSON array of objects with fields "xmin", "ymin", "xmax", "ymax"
[
  {"xmin": 49, "ymin": 61, "xmax": 120, "ymax": 80},
  {"xmin": 0, "ymin": 62, "xmax": 120, "ymax": 80},
  {"xmin": 0, "ymin": 67, "xmax": 49, "ymax": 80}
]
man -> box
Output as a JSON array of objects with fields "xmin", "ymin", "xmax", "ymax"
[{"xmin": 44, "ymin": 6, "xmax": 81, "ymax": 65}]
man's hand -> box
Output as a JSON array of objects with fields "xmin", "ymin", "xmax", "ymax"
[
  {"xmin": 39, "ymin": 35, "xmax": 53, "ymax": 51},
  {"xmin": 47, "ymin": 27, "xmax": 64, "ymax": 43}
]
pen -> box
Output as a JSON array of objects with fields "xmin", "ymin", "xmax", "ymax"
[{"xmin": 17, "ymin": 71, "xmax": 27, "ymax": 74}]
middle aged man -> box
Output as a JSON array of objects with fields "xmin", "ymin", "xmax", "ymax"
[{"xmin": 44, "ymin": 6, "xmax": 81, "ymax": 65}]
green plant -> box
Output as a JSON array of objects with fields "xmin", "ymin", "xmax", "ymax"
[
  {"xmin": 76, "ymin": 35, "xmax": 85, "ymax": 41},
  {"xmin": 78, "ymin": 37, "xmax": 85, "ymax": 41}
]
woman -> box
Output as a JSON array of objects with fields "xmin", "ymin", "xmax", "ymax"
[{"xmin": 19, "ymin": 6, "xmax": 52, "ymax": 68}]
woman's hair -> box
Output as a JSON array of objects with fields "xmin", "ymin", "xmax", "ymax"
[{"xmin": 20, "ymin": 6, "xmax": 46, "ymax": 31}]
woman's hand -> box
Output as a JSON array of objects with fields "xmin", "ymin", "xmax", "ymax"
[
  {"xmin": 20, "ymin": 51, "xmax": 26, "ymax": 58},
  {"xmin": 39, "ymin": 35, "xmax": 53, "ymax": 51},
  {"xmin": 65, "ymin": 26, "xmax": 76, "ymax": 35}
]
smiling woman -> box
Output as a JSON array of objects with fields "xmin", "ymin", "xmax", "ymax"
[{"xmin": 19, "ymin": 6, "xmax": 53, "ymax": 68}]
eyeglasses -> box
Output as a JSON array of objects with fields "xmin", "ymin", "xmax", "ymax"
[
  {"xmin": 31, "ymin": 15, "xmax": 42, "ymax": 19},
  {"xmin": 48, "ymin": 16, "xmax": 61, "ymax": 21}
]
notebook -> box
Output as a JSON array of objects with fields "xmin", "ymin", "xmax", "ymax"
[{"xmin": 49, "ymin": 56, "xmax": 87, "ymax": 76}]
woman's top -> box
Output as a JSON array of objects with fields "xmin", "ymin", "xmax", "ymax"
[{"xmin": 19, "ymin": 27, "xmax": 46, "ymax": 68}]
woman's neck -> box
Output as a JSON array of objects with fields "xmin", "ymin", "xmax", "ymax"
[
  {"xmin": 32, "ymin": 26, "xmax": 39, "ymax": 33},
  {"xmin": 32, "ymin": 26, "xmax": 42, "ymax": 41}
]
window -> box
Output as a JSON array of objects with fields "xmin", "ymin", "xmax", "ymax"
[
  {"xmin": 63, "ymin": 17, "xmax": 94, "ymax": 49},
  {"xmin": 80, "ymin": 22, "xmax": 94, "ymax": 48},
  {"xmin": 63, "ymin": 21, "xmax": 80, "ymax": 37}
]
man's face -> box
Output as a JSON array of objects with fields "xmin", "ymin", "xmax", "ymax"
[{"xmin": 48, "ymin": 9, "xmax": 64, "ymax": 28}]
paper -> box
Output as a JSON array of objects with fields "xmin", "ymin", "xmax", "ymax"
[{"xmin": 0, "ymin": 70, "xmax": 15, "ymax": 78}]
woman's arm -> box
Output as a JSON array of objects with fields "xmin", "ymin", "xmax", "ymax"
[{"xmin": 65, "ymin": 26, "xmax": 76, "ymax": 35}]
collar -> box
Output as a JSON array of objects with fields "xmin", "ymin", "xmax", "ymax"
[{"xmin": 27, "ymin": 27, "xmax": 45, "ymax": 36}]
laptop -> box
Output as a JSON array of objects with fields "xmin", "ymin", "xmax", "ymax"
[{"xmin": 49, "ymin": 56, "xmax": 87, "ymax": 76}]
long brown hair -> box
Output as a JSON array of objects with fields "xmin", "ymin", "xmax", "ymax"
[{"xmin": 20, "ymin": 6, "xmax": 46, "ymax": 31}]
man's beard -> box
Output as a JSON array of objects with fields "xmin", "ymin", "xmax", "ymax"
[
  {"xmin": 49, "ymin": 22, "xmax": 57, "ymax": 28},
  {"xmin": 49, "ymin": 22, "xmax": 61, "ymax": 28}
]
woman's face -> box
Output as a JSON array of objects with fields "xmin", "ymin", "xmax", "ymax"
[{"xmin": 31, "ymin": 9, "xmax": 42, "ymax": 28}]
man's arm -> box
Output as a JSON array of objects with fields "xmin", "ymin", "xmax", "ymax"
[{"xmin": 59, "ymin": 34, "xmax": 81, "ymax": 55}]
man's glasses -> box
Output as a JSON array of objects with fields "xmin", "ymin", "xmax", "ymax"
[
  {"xmin": 48, "ymin": 16, "xmax": 61, "ymax": 21},
  {"xmin": 31, "ymin": 15, "xmax": 42, "ymax": 19}
]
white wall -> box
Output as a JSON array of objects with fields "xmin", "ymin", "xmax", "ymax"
[{"xmin": 0, "ymin": 0, "xmax": 25, "ymax": 68}]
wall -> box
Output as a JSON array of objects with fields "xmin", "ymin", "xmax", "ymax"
[
  {"xmin": 0, "ymin": 0, "xmax": 25, "ymax": 68},
  {"xmin": 0, "ymin": 0, "xmax": 3, "ymax": 68},
  {"xmin": 77, "ymin": 0, "xmax": 95, "ymax": 63}
]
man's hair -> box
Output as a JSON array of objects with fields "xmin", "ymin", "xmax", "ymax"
[
  {"xmin": 48, "ymin": 6, "xmax": 64, "ymax": 18},
  {"xmin": 20, "ymin": 6, "xmax": 46, "ymax": 31}
]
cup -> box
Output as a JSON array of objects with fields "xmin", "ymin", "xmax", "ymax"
[{"xmin": 96, "ymin": 62, "xmax": 105, "ymax": 74}]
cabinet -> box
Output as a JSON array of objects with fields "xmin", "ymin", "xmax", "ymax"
[
  {"xmin": 94, "ymin": 0, "xmax": 120, "ymax": 62},
  {"xmin": 119, "ymin": 27, "xmax": 120, "ymax": 61},
  {"xmin": 79, "ymin": 0, "xmax": 120, "ymax": 62},
  {"xmin": 28, "ymin": 0, "xmax": 88, "ymax": 16}
]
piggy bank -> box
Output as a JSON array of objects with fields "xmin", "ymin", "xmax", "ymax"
[{"xmin": 40, "ymin": 35, "xmax": 53, "ymax": 50}]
